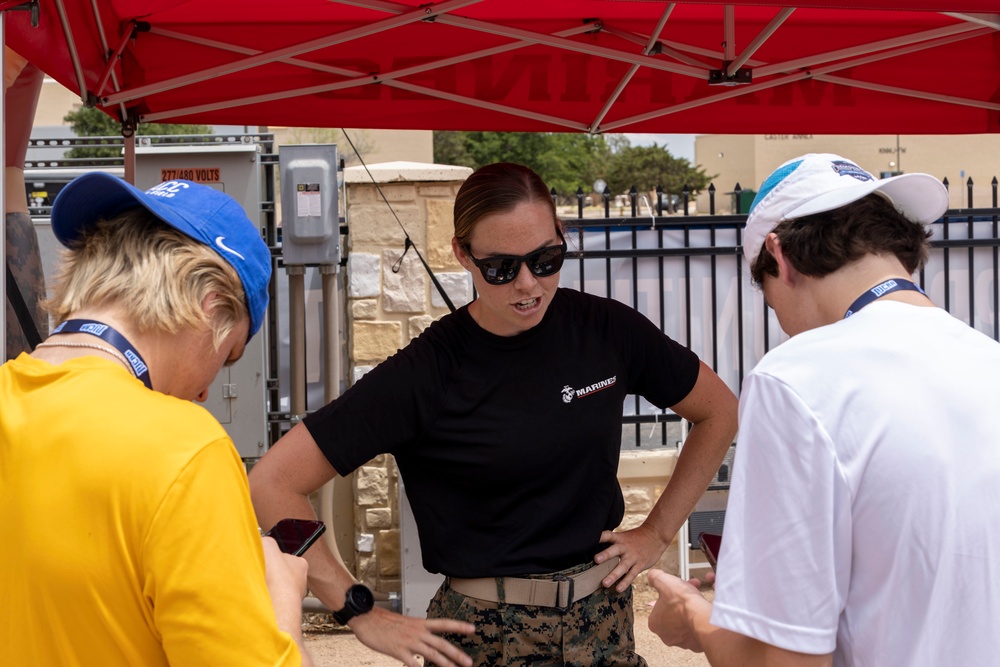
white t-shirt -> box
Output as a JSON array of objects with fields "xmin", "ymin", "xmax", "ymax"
[{"xmin": 712, "ymin": 301, "xmax": 1000, "ymax": 666}]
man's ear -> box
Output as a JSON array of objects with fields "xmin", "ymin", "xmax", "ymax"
[{"xmin": 765, "ymin": 233, "xmax": 798, "ymax": 287}]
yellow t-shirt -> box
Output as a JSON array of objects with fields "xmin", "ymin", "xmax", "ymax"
[{"xmin": 0, "ymin": 354, "xmax": 301, "ymax": 666}]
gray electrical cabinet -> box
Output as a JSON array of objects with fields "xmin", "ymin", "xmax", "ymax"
[{"xmin": 132, "ymin": 142, "xmax": 270, "ymax": 460}]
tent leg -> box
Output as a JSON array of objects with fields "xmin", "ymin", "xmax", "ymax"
[
  {"xmin": 122, "ymin": 112, "xmax": 136, "ymax": 185},
  {"xmin": 124, "ymin": 133, "xmax": 135, "ymax": 185},
  {"xmin": 1, "ymin": 21, "xmax": 7, "ymax": 356}
]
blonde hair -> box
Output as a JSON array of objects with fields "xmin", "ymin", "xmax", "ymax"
[{"xmin": 44, "ymin": 208, "xmax": 247, "ymax": 349}]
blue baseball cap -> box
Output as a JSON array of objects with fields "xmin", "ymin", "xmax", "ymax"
[{"xmin": 50, "ymin": 172, "xmax": 272, "ymax": 338}]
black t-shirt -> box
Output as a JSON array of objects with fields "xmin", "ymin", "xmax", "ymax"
[{"xmin": 303, "ymin": 288, "xmax": 700, "ymax": 577}]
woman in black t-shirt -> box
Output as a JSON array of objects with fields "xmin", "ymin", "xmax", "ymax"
[{"xmin": 249, "ymin": 162, "xmax": 738, "ymax": 667}]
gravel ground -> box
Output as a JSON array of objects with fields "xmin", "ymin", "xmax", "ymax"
[{"xmin": 302, "ymin": 576, "xmax": 712, "ymax": 666}]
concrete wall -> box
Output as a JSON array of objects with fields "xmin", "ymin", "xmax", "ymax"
[{"xmin": 341, "ymin": 162, "xmax": 691, "ymax": 591}]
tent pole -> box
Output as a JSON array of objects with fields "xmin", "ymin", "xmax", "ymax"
[
  {"xmin": 124, "ymin": 133, "xmax": 135, "ymax": 185},
  {"xmin": 1, "ymin": 17, "xmax": 7, "ymax": 355},
  {"xmin": 53, "ymin": 0, "xmax": 86, "ymax": 102},
  {"xmin": 121, "ymin": 110, "xmax": 137, "ymax": 185}
]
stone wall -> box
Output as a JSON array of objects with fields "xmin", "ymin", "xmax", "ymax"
[{"xmin": 342, "ymin": 162, "xmax": 688, "ymax": 594}]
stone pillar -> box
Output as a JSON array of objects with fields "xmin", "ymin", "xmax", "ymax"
[{"xmin": 343, "ymin": 162, "xmax": 473, "ymax": 592}]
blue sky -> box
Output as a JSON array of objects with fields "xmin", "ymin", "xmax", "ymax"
[{"xmin": 622, "ymin": 134, "xmax": 696, "ymax": 162}]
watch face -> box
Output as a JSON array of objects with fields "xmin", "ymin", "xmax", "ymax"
[{"xmin": 349, "ymin": 584, "xmax": 375, "ymax": 613}]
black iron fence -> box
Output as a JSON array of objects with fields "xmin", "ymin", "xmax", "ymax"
[
  {"xmin": 23, "ymin": 142, "xmax": 998, "ymax": 450},
  {"xmin": 557, "ymin": 180, "xmax": 1000, "ymax": 448}
]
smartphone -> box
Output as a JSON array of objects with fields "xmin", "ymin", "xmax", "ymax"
[
  {"xmin": 698, "ymin": 532, "xmax": 723, "ymax": 571},
  {"xmin": 263, "ymin": 518, "xmax": 326, "ymax": 557}
]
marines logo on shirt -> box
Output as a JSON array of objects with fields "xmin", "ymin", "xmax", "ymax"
[{"xmin": 561, "ymin": 376, "xmax": 617, "ymax": 404}]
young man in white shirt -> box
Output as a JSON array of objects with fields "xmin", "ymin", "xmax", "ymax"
[{"xmin": 648, "ymin": 153, "xmax": 1000, "ymax": 667}]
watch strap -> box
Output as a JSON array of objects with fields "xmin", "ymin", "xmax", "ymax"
[
  {"xmin": 331, "ymin": 583, "xmax": 373, "ymax": 625},
  {"xmin": 331, "ymin": 606, "xmax": 355, "ymax": 625}
]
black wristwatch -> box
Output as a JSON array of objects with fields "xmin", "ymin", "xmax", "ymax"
[{"xmin": 331, "ymin": 583, "xmax": 375, "ymax": 625}]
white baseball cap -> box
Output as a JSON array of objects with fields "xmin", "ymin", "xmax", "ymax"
[{"xmin": 743, "ymin": 153, "xmax": 949, "ymax": 265}]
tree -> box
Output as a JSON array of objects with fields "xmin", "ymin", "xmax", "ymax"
[
  {"xmin": 433, "ymin": 131, "xmax": 608, "ymax": 202},
  {"xmin": 62, "ymin": 107, "xmax": 212, "ymax": 159},
  {"xmin": 433, "ymin": 131, "xmax": 711, "ymax": 209},
  {"xmin": 604, "ymin": 141, "xmax": 714, "ymax": 212},
  {"xmin": 433, "ymin": 131, "xmax": 471, "ymax": 168}
]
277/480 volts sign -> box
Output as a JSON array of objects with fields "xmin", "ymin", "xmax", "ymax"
[{"xmin": 160, "ymin": 167, "xmax": 221, "ymax": 183}]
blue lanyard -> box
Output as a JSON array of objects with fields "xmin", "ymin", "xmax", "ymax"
[
  {"xmin": 50, "ymin": 319, "xmax": 152, "ymax": 390},
  {"xmin": 844, "ymin": 278, "xmax": 926, "ymax": 319}
]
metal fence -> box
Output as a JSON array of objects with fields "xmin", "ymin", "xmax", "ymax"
[{"xmin": 557, "ymin": 181, "xmax": 1000, "ymax": 449}]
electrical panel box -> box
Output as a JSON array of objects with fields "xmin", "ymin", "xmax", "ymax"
[
  {"xmin": 278, "ymin": 144, "xmax": 340, "ymax": 266},
  {"xmin": 133, "ymin": 142, "xmax": 269, "ymax": 460}
]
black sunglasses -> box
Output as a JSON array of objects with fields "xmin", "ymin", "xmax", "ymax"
[{"xmin": 464, "ymin": 238, "xmax": 568, "ymax": 286}]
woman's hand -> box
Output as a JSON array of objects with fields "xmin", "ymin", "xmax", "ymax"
[
  {"xmin": 348, "ymin": 607, "xmax": 476, "ymax": 667},
  {"xmin": 595, "ymin": 523, "xmax": 669, "ymax": 592}
]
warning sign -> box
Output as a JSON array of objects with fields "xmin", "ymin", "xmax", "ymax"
[
  {"xmin": 296, "ymin": 182, "xmax": 322, "ymax": 217},
  {"xmin": 160, "ymin": 167, "xmax": 222, "ymax": 183}
]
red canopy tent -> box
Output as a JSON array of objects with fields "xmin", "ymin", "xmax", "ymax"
[
  {"xmin": 2, "ymin": 0, "xmax": 999, "ymax": 620},
  {"xmin": 3, "ymin": 0, "xmax": 997, "ymax": 456},
  {"xmin": 3, "ymin": 0, "xmax": 999, "ymax": 135}
]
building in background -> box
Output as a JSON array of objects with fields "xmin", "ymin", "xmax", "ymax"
[{"xmin": 696, "ymin": 134, "xmax": 1000, "ymax": 214}]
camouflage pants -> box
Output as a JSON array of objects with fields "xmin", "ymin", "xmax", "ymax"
[{"xmin": 426, "ymin": 562, "xmax": 647, "ymax": 667}]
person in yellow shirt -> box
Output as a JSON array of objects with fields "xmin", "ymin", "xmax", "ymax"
[{"xmin": 0, "ymin": 173, "xmax": 314, "ymax": 666}]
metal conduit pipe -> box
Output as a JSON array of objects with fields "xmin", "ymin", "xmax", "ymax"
[
  {"xmin": 320, "ymin": 266, "xmax": 341, "ymax": 406},
  {"xmin": 287, "ymin": 266, "xmax": 306, "ymax": 418},
  {"xmin": 285, "ymin": 264, "xmax": 353, "ymax": 581},
  {"xmin": 317, "ymin": 265, "xmax": 351, "ymax": 573},
  {"xmin": 286, "ymin": 265, "xmax": 349, "ymax": 570}
]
